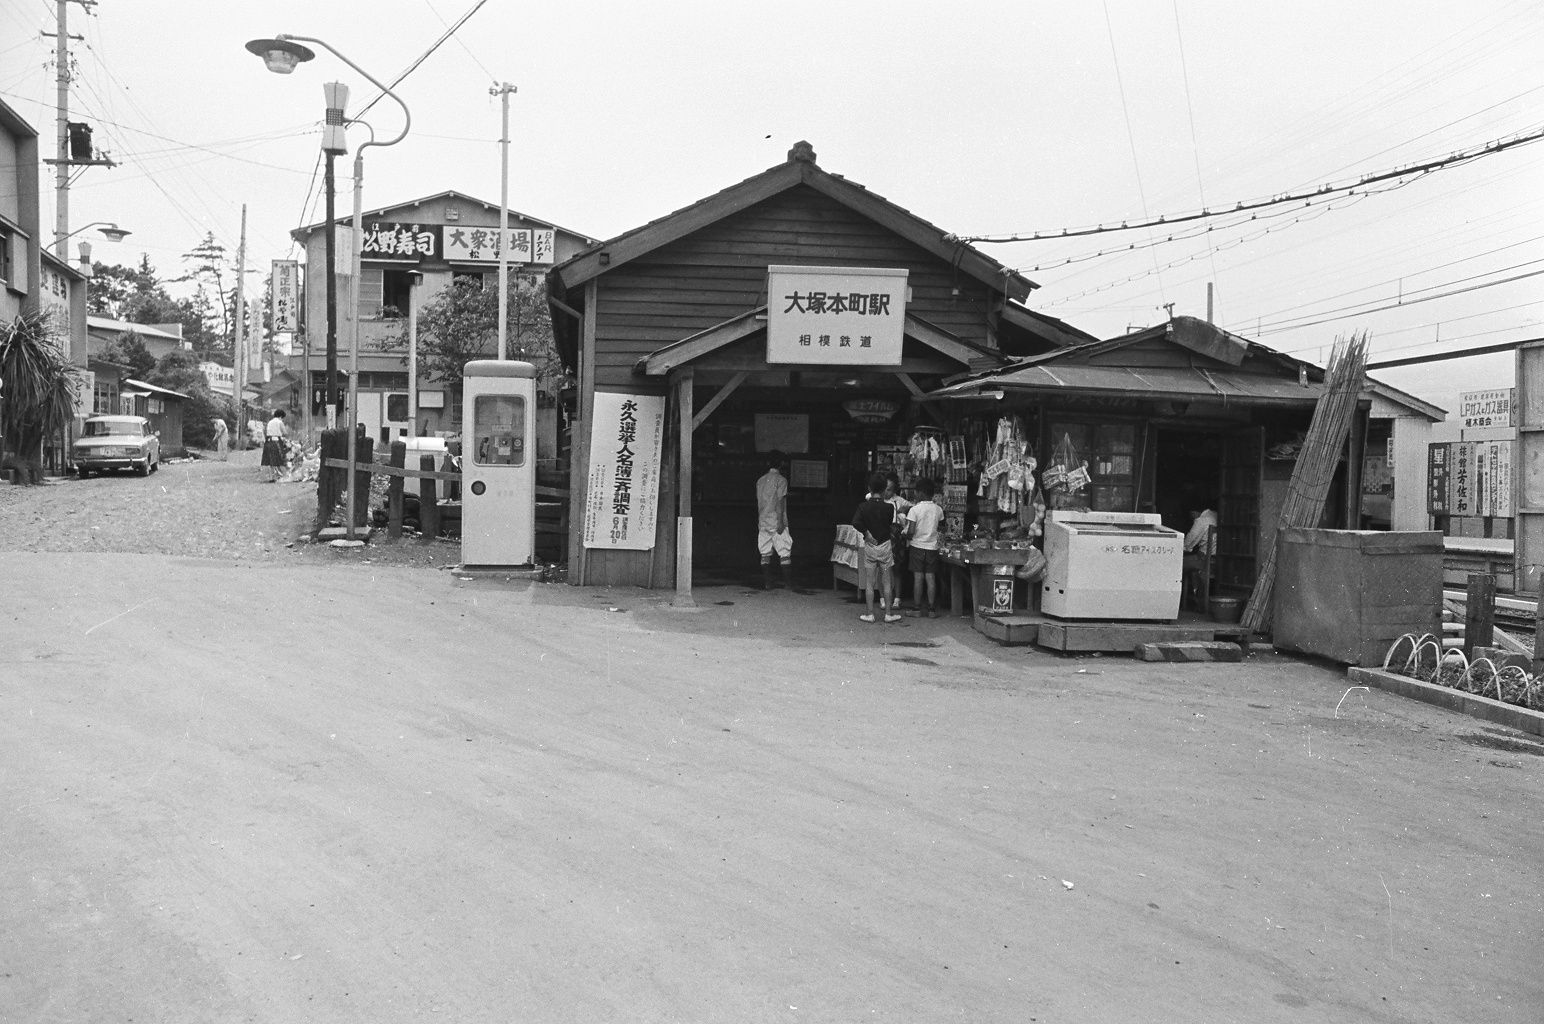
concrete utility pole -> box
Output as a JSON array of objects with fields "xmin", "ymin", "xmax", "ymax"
[
  {"xmin": 234, "ymin": 205, "xmax": 248, "ymax": 441},
  {"xmin": 492, "ymin": 82, "xmax": 517, "ymax": 361},
  {"xmin": 46, "ymin": 0, "xmax": 115, "ymax": 255}
]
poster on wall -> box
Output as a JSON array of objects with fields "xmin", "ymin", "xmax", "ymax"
[
  {"xmin": 1427, "ymin": 443, "xmax": 1449, "ymax": 515},
  {"xmin": 1483, "ymin": 440, "xmax": 1514, "ymax": 517},
  {"xmin": 754, "ymin": 413, "xmax": 809, "ymax": 454},
  {"xmin": 766, "ymin": 265, "xmax": 907, "ymax": 365},
  {"xmin": 582, "ymin": 392, "xmax": 665, "ymax": 551},
  {"xmin": 1451, "ymin": 442, "xmax": 1478, "ymax": 517}
]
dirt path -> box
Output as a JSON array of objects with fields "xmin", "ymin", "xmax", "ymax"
[{"xmin": 3, "ymin": 540, "xmax": 1541, "ymax": 1022}]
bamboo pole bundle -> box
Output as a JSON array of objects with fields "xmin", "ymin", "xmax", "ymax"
[{"xmin": 1240, "ymin": 332, "xmax": 1370, "ymax": 633}]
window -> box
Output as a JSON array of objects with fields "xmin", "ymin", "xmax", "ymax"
[
  {"xmin": 358, "ymin": 267, "xmax": 416, "ymax": 319},
  {"xmin": 471, "ymin": 394, "xmax": 525, "ymax": 466},
  {"xmin": 0, "ymin": 225, "xmax": 12, "ymax": 288},
  {"xmin": 452, "ymin": 270, "xmax": 489, "ymax": 290}
]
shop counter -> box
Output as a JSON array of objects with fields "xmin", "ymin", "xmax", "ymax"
[
  {"xmin": 940, "ymin": 547, "xmax": 1036, "ymax": 618},
  {"xmin": 831, "ymin": 525, "xmax": 861, "ymax": 590}
]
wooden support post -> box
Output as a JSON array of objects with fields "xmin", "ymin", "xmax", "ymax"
[
  {"xmin": 352, "ymin": 436, "xmax": 373, "ymax": 528},
  {"xmin": 387, "ymin": 440, "xmax": 405, "ymax": 540},
  {"xmin": 315, "ymin": 428, "xmax": 346, "ymax": 532},
  {"xmin": 1463, "ymin": 572, "xmax": 1495, "ymax": 661},
  {"xmin": 419, "ymin": 454, "xmax": 439, "ymax": 541},
  {"xmin": 672, "ymin": 367, "xmax": 695, "ymax": 608}
]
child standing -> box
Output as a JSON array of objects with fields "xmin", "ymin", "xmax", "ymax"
[{"xmin": 904, "ymin": 479, "xmax": 945, "ymax": 616}]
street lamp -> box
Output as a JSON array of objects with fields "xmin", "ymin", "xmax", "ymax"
[
  {"xmin": 59, "ymin": 221, "xmax": 132, "ymax": 244},
  {"xmin": 247, "ymin": 33, "xmax": 411, "ymax": 543}
]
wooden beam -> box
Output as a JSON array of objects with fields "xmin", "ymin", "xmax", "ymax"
[
  {"xmin": 895, "ymin": 372, "xmax": 946, "ymax": 427},
  {"xmin": 673, "ymin": 367, "xmax": 696, "ymax": 608},
  {"xmin": 636, "ymin": 313, "xmax": 765, "ymax": 376},
  {"xmin": 568, "ymin": 280, "xmax": 598, "ymax": 585},
  {"xmin": 692, "ymin": 371, "xmax": 747, "ymax": 431}
]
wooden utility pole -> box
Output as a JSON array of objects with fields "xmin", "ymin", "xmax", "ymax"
[
  {"xmin": 233, "ymin": 204, "xmax": 248, "ymax": 444},
  {"xmin": 492, "ymin": 81, "xmax": 517, "ymax": 361}
]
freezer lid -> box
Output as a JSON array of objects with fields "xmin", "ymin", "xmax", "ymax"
[{"xmin": 1048, "ymin": 510, "xmax": 1164, "ymax": 528}]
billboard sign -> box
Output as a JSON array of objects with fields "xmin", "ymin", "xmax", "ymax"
[{"xmin": 766, "ymin": 265, "xmax": 907, "ymax": 365}]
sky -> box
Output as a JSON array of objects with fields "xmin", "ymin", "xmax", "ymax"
[{"xmin": 3, "ymin": 0, "xmax": 1541, "ymax": 425}]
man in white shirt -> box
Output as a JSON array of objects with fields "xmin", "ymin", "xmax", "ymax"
[
  {"xmin": 755, "ymin": 452, "xmax": 792, "ymax": 590},
  {"xmin": 1182, "ymin": 504, "xmax": 1218, "ymax": 610},
  {"xmin": 904, "ymin": 478, "xmax": 946, "ymax": 616}
]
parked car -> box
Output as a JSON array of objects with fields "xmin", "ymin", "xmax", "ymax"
[{"xmin": 74, "ymin": 415, "xmax": 160, "ymax": 477}]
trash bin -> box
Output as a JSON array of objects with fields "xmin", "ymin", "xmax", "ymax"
[{"xmin": 1272, "ymin": 528, "xmax": 1443, "ymax": 666}]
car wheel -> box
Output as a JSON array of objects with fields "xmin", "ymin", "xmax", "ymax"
[
  {"xmin": 77, "ymin": 466, "xmax": 90, "ymax": 479},
  {"xmin": 136, "ymin": 459, "xmax": 149, "ymax": 477},
  {"xmin": 150, "ymin": 453, "xmax": 159, "ymax": 474}
]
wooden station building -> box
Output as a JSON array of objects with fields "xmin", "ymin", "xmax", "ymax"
[{"xmin": 547, "ymin": 141, "xmax": 1090, "ymax": 599}]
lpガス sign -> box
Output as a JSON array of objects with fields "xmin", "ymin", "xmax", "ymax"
[
  {"xmin": 766, "ymin": 265, "xmax": 907, "ymax": 365},
  {"xmin": 1459, "ymin": 388, "xmax": 1514, "ymax": 429}
]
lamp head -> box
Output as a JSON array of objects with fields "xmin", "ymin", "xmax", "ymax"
[
  {"xmin": 97, "ymin": 223, "xmax": 130, "ymax": 242},
  {"xmin": 245, "ymin": 37, "xmax": 316, "ymax": 75}
]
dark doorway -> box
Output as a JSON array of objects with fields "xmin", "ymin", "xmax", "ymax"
[{"xmin": 1154, "ymin": 428, "xmax": 1222, "ymax": 535}]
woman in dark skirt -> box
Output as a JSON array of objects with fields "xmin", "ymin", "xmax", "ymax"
[{"xmin": 261, "ymin": 409, "xmax": 289, "ymax": 481}]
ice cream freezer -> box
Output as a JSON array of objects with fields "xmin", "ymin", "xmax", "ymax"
[{"xmin": 1040, "ymin": 510, "xmax": 1183, "ymax": 620}]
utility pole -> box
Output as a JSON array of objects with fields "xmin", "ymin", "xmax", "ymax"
[
  {"xmin": 321, "ymin": 82, "xmax": 350, "ymax": 431},
  {"xmin": 233, "ymin": 204, "xmax": 248, "ymax": 443},
  {"xmin": 44, "ymin": 0, "xmax": 114, "ymax": 255},
  {"xmin": 491, "ymin": 81, "xmax": 517, "ymax": 360}
]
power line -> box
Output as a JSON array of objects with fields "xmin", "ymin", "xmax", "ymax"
[
  {"xmin": 1253, "ymin": 267, "xmax": 1544, "ymax": 335},
  {"xmin": 958, "ymin": 123, "xmax": 1544, "ymax": 245}
]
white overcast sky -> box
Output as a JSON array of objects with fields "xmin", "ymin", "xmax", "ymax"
[{"xmin": 4, "ymin": 0, "xmax": 1541, "ymax": 419}]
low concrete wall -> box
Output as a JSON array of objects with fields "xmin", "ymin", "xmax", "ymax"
[{"xmin": 1346, "ymin": 666, "xmax": 1544, "ymax": 737}]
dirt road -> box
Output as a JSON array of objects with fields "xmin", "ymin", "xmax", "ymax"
[{"xmin": 1, "ymin": 460, "xmax": 1541, "ymax": 1022}]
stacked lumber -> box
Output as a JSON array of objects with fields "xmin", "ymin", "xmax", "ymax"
[{"xmin": 1240, "ymin": 333, "xmax": 1369, "ymax": 633}]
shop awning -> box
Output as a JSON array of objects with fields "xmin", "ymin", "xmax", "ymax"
[{"xmin": 924, "ymin": 363, "xmax": 1324, "ymax": 407}]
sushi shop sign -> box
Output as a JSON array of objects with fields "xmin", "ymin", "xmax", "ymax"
[{"xmin": 766, "ymin": 266, "xmax": 907, "ymax": 366}]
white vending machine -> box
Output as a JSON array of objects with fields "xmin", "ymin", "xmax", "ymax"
[
  {"xmin": 1041, "ymin": 510, "xmax": 1184, "ymax": 620},
  {"xmin": 461, "ymin": 360, "xmax": 536, "ymax": 568}
]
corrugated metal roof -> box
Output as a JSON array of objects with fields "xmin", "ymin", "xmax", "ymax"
[{"xmin": 929, "ymin": 363, "xmax": 1322, "ymax": 406}]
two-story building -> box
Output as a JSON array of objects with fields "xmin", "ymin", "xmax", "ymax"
[
  {"xmin": 1, "ymin": 99, "xmax": 90, "ymax": 472},
  {"xmin": 288, "ymin": 190, "xmax": 593, "ymax": 442}
]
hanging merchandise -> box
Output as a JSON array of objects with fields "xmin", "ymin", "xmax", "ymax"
[
  {"xmin": 976, "ymin": 415, "xmax": 1039, "ymax": 525},
  {"xmin": 948, "ymin": 436, "xmax": 968, "ymax": 483},
  {"xmin": 906, "ymin": 426, "xmax": 949, "ymax": 486},
  {"xmin": 1043, "ymin": 432, "xmax": 1091, "ymax": 511}
]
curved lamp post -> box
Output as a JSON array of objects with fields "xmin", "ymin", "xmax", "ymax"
[{"xmin": 247, "ymin": 34, "xmax": 411, "ymax": 542}]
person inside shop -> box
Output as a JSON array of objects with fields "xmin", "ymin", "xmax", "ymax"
[
  {"xmin": 755, "ymin": 450, "xmax": 793, "ymax": 591},
  {"xmin": 853, "ymin": 471, "xmax": 901, "ymax": 623},
  {"xmin": 1182, "ymin": 499, "xmax": 1219, "ymax": 610},
  {"xmin": 904, "ymin": 478, "xmax": 945, "ymax": 617}
]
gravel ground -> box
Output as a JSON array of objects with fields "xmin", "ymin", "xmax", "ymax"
[{"xmin": 0, "ymin": 448, "xmax": 460, "ymax": 568}]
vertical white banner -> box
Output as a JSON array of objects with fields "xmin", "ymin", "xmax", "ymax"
[
  {"xmin": 583, "ymin": 392, "xmax": 666, "ymax": 550},
  {"xmin": 271, "ymin": 259, "xmax": 299, "ymax": 333}
]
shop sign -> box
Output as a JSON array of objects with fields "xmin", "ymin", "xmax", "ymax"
[
  {"xmin": 990, "ymin": 565, "xmax": 1015, "ymax": 614},
  {"xmin": 1451, "ymin": 442, "xmax": 1478, "ymax": 516},
  {"xmin": 1427, "ymin": 443, "xmax": 1449, "ymax": 515},
  {"xmin": 841, "ymin": 399, "xmax": 900, "ymax": 424},
  {"xmin": 1459, "ymin": 388, "xmax": 1514, "ymax": 429},
  {"xmin": 766, "ymin": 265, "xmax": 907, "ymax": 366},
  {"xmin": 444, "ymin": 226, "xmax": 556, "ymax": 265},
  {"xmin": 73, "ymin": 370, "xmax": 94, "ymax": 418},
  {"xmin": 1485, "ymin": 440, "xmax": 1514, "ymax": 517},
  {"xmin": 271, "ymin": 260, "xmax": 299, "ymax": 333},
  {"xmin": 583, "ymin": 391, "xmax": 665, "ymax": 551},
  {"xmin": 360, "ymin": 222, "xmax": 440, "ymax": 262}
]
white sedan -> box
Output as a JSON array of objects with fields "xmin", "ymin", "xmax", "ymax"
[{"xmin": 74, "ymin": 415, "xmax": 161, "ymax": 477}]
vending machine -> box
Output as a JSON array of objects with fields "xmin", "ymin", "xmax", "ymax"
[{"xmin": 461, "ymin": 360, "xmax": 536, "ymax": 568}]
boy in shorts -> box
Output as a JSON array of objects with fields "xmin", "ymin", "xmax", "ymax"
[
  {"xmin": 904, "ymin": 478, "xmax": 945, "ymax": 616},
  {"xmin": 852, "ymin": 471, "xmax": 900, "ymax": 623}
]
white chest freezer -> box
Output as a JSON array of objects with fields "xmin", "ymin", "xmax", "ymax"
[{"xmin": 1040, "ymin": 510, "xmax": 1183, "ymax": 620}]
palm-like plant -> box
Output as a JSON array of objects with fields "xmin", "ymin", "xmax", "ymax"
[{"xmin": 1, "ymin": 307, "xmax": 83, "ymax": 484}]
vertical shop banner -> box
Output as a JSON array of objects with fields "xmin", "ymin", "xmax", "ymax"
[
  {"xmin": 766, "ymin": 265, "xmax": 907, "ymax": 365},
  {"xmin": 1482, "ymin": 440, "xmax": 1515, "ymax": 517},
  {"xmin": 1450, "ymin": 442, "xmax": 1478, "ymax": 516},
  {"xmin": 1427, "ymin": 443, "xmax": 1450, "ymax": 515},
  {"xmin": 271, "ymin": 260, "xmax": 299, "ymax": 333},
  {"xmin": 583, "ymin": 392, "xmax": 665, "ymax": 550}
]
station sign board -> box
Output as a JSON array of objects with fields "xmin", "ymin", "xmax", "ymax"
[
  {"xmin": 766, "ymin": 265, "xmax": 907, "ymax": 366},
  {"xmin": 1458, "ymin": 388, "xmax": 1514, "ymax": 430}
]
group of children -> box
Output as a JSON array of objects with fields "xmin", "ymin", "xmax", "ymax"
[
  {"xmin": 753, "ymin": 454, "xmax": 943, "ymax": 622},
  {"xmin": 851, "ymin": 471, "xmax": 944, "ymax": 623}
]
